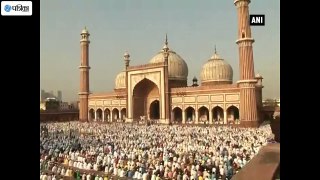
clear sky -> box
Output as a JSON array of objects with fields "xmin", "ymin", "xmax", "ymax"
[{"xmin": 40, "ymin": 0, "xmax": 280, "ymax": 102}]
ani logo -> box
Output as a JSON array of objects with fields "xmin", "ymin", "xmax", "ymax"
[
  {"xmin": 4, "ymin": 4, "xmax": 11, "ymax": 12},
  {"xmin": 250, "ymin": 15, "xmax": 265, "ymax": 26}
]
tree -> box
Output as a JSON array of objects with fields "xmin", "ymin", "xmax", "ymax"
[
  {"xmin": 263, "ymin": 99, "xmax": 278, "ymax": 107},
  {"xmin": 45, "ymin": 99, "xmax": 60, "ymax": 110}
]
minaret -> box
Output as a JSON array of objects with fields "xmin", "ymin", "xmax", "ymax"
[
  {"xmin": 255, "ymin": 73, "xmax": 264, "ymax": 121},
  {"xmin": 234, "ymin": 0, "xmax": 259, "ymax": 127},
  {"xmin": 79, "ymin": 27, "xmax": 90, "ymax": 122},
  {"xmin": 124, "ymin": 51, "xmax": 130, "ymax": 122},
  {"xmin": 163, "ymin": 34, "xmax": 170, "ymax": 124}
]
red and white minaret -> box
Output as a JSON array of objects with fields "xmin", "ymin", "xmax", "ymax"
[
  {"xmin": 163, "ymin": 34, "xmax": 170, "ymax": 124},
  {"xmin": 234, "ymin": 0, "xmax": 259, "ymax": 127},
  {"xmin": 124, "ymin": 51, "xmax": 130, "ymax": 122},
  {"xmin": 78, "ymin": 27, "xmax": 90, "ymax": 122}
]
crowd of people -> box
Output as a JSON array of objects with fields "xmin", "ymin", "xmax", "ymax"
[{"xmin": 40, "ymin": 122, "xmax": 273, "ymax": 180}]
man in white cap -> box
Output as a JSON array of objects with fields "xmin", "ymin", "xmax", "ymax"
[
  {"xmin": 82, "ymin": 173, "xmax": 86, "ymax": 180},
  {"xmin": 142, "ymin": 171, "xmax": 148, "ymax": 180},
  {"xmin": 51, "ymin": 164, "xmax": 57, "ymax": 173}
]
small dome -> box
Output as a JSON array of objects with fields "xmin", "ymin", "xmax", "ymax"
[
  {"xmin": 149, "ymin": 50, "xmax": 188, "ymax": 81},
  {"xmin": 200, "ymin": 51, "xmax": 233, "ymax": 85},
  {"xmin": 255, "ymin": 73, "xmax": 263, "ymax": 79},
  {"xmin": 124, "ymin": 51, "xmax": 130, "ymax": 58},
  {"xmin": 81, "ymin": 27, "xmax": 89, "ymax": 34},
  {"xmin": 192, "ymin": 76, "xmax": 198, "ymax": 81},
  {"xmin": 115, "ymin": 71, "xmax": 126, "ymax": 89}
]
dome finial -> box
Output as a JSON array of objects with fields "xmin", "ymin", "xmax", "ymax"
[
  {"xmin": 124, "ymin": 50, "xmax": 130, "ymax": 59},
  {"xmin": 124, "ymin": 51, "xmax": 130, "ymax": 68},
  {"xmin": 165, "ymin": 33, "xmax": 168, "ymax": 46},
  {"xmin": 210, "ymin": 45, "xmax": 220, "ymax": 60},
  {"xmin": 163, "ymin": 33, "xmax": 169, "ymax": 51},
  {"xmin": 81, "ymin": 26, "xmax": 89, "ymax": 34}
]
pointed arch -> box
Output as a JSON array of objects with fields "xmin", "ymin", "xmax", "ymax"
[
  {"xmin": 227, "ymin": 105, "xmax": 239, "ymax": 122},
  {"xmin": 89, "ymin": 108, "xmax": 95, "ymax": 121},
  {"xmin": 172, "ymin": 107, "xmax": 182, "ymax": 123},
  {"xmin": 149, "ymin": 100, "xmax": 160, "ymax": 119},
  {"xmin": 121, "ymin": 108, "xmax": 126, "ymax": 120},
  {"xmin": 198, "ymin": 106, "xmax": 209, "ymax": 123},
  {"xmin": 104, "ymin": 108, "xmax": 111, "ymax": 122},
  {"xmin": 212, "ymin": 106, "xmax": 224, "ymax": 123},
  {"xmin": 133, "ymin": 78, "xmax": 159, "ymax": 120},
  {"xmin": 96, "ymin": 108, "xmax": 103, "ymax": 121},
  {"xmin": 185, "ymin": 106, "xmax": 195, "ymax": 123},
  {"xmin": 112, "ymin": 108, "xmax": 119, "ymax": 122}
]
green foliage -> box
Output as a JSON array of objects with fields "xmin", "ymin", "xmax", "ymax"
[
  {"xmin": 264, "ymin": 99, "xmax": 278, "ymax": 107},
  {"xmin": 45, "ymin": 99, "xmax": 60, "ymax": 110}
]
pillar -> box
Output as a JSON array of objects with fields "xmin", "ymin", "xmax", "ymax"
[
  {"xmin": 209, "ymin": 108, "xmax": 213, "ymax": 124},
  {"xmin": 111, "ymin": 110, "xmax": 113, "ymax": 122},
  {"xmin": 119, "ymin": 110, "xmax": 122, "ymax": 120},
  {"xmin": 182, "ymin": 109, "xmax": 186, "ymax": 124},
  {"xmin": 94, "ymin": 110, "xmax": 97, "ymax": 121},
  {"xmin": 195, "ymin": 109, "xmax": 199, "ymax": 124},
  {"xmin": 102, "ymin": 110, "xmax": 105, "ymax": 122},
  {"xmin": 224, "ymin": 111, "xmax": 227, "ymax": 124}
]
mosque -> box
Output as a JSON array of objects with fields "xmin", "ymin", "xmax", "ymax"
[{"xmin": 78, "ymin": 0, "xmax": 264, "ymax": 127}]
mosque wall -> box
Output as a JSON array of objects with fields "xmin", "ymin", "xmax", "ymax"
[
  {"xmin": 87, "ymin": 84, "xmax": 241, "ymax": 124},
  {"xmin": 88, "ymin": 98, "xmax": 126, "ymax": 111},
  {"xmin": 170, "ymin": 92, "xmax": 240, "ymax": 111},
  {"xmin": 88, "ymin": 97, "xmax": 127, "ymax": 122},
  {"xmin": 170, "ymin": 90, "xmax": 240, "ymax": 124}
]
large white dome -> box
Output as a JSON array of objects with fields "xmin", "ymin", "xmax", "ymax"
[
  {"xmin": 149, "ymin": 50, "xmax": 188, "ymax": 81},
  {"xmin": 200, "ymin": 52, "xmax": 233, "ymax": 85},
  {"xmin": 114, "ymin": 71, "xmax": 126, "ymax": 89}
]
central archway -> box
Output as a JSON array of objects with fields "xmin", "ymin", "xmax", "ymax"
[
  {"xmin": 133, "ymin": 78, "xmax": 160, "ymax": 120},
  {"xmin": 149, "ymin": 100, "xmax": 160, "ymax": 119}
]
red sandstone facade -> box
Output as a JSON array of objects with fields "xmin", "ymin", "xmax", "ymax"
[{"xmin": 78, "ymin": 0, "xmax": 264, "ymax": 127}]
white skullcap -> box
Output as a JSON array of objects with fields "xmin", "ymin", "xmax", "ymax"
[{"xmin": 220, "ymin": 169, "xmax": 224, "ymax": 175}]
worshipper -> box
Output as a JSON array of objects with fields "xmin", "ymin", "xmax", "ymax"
[
  {"xmin": 40, "ymin": 122, "xmax": 272, "ymax": 180},
  {"xmin": 95, "ymin": 174, "xmax": 99, "ymax": 180},
  {"xmin": 86, "ymin": 173, "xmax": 91, "ymax": 180}
]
